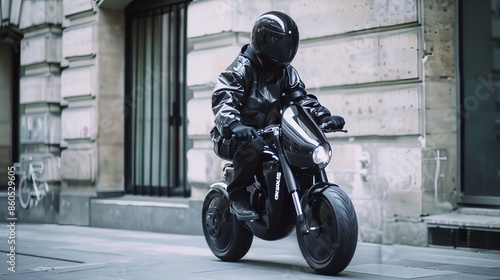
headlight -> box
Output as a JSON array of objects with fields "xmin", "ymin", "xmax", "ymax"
[{"xmin": 312, "ymin": 143, "xmax": 332, "ymax": 167}]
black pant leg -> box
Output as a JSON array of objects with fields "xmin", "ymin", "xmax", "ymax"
[{"xmin": 227, "ymin": 137, "xmax": 264, "ymax": 201}]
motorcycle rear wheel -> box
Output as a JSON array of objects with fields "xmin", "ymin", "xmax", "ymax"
[
  {"xmin": 202, "ymin": 186, "xmax": 253, "ymax": 261},
  {"xmin": 297, "ymin": 185, "xmax": 358, "ymax": 275}
]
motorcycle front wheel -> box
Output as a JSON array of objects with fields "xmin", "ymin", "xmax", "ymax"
[
  {"xmin": 202, "ymin": 186, "xmax": 253, "ymax": 261},
  {"xmin": 297, "ymin": 185, "xmax": 358, "ymax": 275}
]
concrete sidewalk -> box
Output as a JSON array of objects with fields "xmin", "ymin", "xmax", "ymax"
[{"xmin": 0, "ymin": 223, "xmax": 499, "ymax": 279}]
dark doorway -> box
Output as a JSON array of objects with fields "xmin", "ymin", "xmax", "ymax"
[
  {"xmin": 459, "ymin": 0, "xmax": 500, "ymax": 205},
  {"xmin": 0, "ymin": 33, "xmax": 20, "ymax": 190},
  {"xmin": 124, "ymin": 0, "xmax": 191, "ymax": 197}
]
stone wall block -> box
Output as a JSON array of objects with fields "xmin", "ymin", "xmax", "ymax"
[
  {"xmin": 61, "ymin": 106, "xmax": 96, "ymax": 141},
  {"xmin": 20, "ymin": 112, "xmax": 61, "ymax": 145},
  {"xmin": 327, "ymin": 143, "xmax": 365, "ymax": 198},
  {"xmin": 63, "ymin": 0, "xmax": 95, "ymax": 18},
  {"xmin": 421, "ymin": 148, "xmax": 456, "ymax": 214},
  {"xmin": 96, "ymin": 143, "xmax": 123, "ymax": 191},
  {"xmin": 425, "ymin": 133, "xmax": 456, "ymax": 149},
  {"xmin": 187, "ymin": 97, "xmax": 213, "ymax": 137},
  {"xmin": 383, "ymin": 220, "xmax": 427, "ymax": 246},
  {"xmin": 289, "ymin": 0, "xmax": 418, "ymax": 39},
  {"xmin": 423, "ymin": 0, "xmax": 455, "ymax": 79},
  {"xmin": 19, "ymin": 153, "xmax": 61, "ymax": 182},
  {"xmin": 19, "ymin": 0, "xmax": 63, "ymax": 29},
  {"xmin": 425, "ymin": 108, "xmax": 457, "ymax": 136},
  {"xmin": 376, "ymin": 147, "xmax": 422, "ymax": 191},
  {"xmin": 318, "ymin": 86, "xmax": 421, "ymax": 136},
  {"xmin": 97, "ymin": 96, "xmax": 124, "ymax": 145},
  {"xmin": 187, "ymin": 0, "xmax": 272, "ymax": 38},
  {"xmin": 20, "ymin": 33, "xmax": 62, "ymax": 66},
  {"xmin": 61, "ymin": 65, "xmax": 95, "ymax": 99},
  {"xmin": 187, "ymin": 149, "xmax": 224, "ymax": 191},
  {"xmin": 385, "ymin": 189, "xmax": 423, "ymax": 217},
  {"xmin": 187, "ymin": 45, "xmax": 242, "ymax": 87},
  {"xmin": 353, "ymin": 198, "xmax": 383, "ymax": 243},
  {"xmin": 96, "ymin": 8, "xmax": 124, "ymax": 98},
  {"xmin": 20, "ymin": 73, "xmax": 61, "ymax": 104},
  {"xmin": 425, "ymin": 80, "xmax": 456, "ymax": 110},
  {"xmin": 60, "ymin": 147, "xmax": 96, "ymax": 182},
  {"xmin": 293, "ymin": 31, "xmax": 420, "ymax": 88},
  {"xmin": 62, "ymin": 23, "xmax": 96, "ymax": 59}
]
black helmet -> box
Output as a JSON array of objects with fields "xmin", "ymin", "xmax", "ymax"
[{"xmin": 251, "ymin": 11, "xmax": 299, "ymax": 70}]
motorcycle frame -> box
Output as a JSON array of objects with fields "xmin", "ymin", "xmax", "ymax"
[
  {"xmin": 270, "ymin": 126, "xmax": 332, "ymax": 236},
  {"xmin": 210, "ymin": 104, "xmax": 342, "ymax": 240}
]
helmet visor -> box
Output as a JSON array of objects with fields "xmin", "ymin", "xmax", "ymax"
[{"xmin": 259, "ymin": 29, "xmax": 298, "ymax": 66}]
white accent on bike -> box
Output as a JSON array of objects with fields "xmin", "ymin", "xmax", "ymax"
[{"xmin": 274, "ymin": 172, "xmax": 282, "ymax": 200}]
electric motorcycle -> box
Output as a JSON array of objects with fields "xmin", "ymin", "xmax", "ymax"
[{"xmin": 202, "ymin": 103, "xmax": 358, "ymax": 275}]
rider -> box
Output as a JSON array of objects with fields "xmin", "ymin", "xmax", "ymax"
[{"xmin": 211, "ymin": 11, "xmax": 345, "ymax": 221}]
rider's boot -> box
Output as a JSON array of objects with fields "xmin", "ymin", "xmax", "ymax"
[{"xmin": 230, "ymin": 200, "xmax": 259, "ymax": 221}]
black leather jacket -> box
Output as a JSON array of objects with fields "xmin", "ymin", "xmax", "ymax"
[{"xmin": 212, "ymin": 44, "xmax": 331, "ymax": 138}]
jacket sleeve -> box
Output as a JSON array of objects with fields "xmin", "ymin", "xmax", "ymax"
[
  {"xmin": 284, "ymin": 65, "xmax": 331, "ymax": 123},
  {"xmin": 212, "ymin": 56, "xmax": 249, "ymax": 138}
]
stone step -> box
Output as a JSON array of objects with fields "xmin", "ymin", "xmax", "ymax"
[
  {"xmin": 424, "ymin": 212, "xmax": 500, "ymax": 229},
  {"xmin": 90, "ymin": 196, "xmax": 203, "ymax": 235},
  {"xmin": 457, "ymin": 207, "xmax": 500, "ymax": 217}
]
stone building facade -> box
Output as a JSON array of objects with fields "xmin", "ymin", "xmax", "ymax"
[
  {"xmin": 0, "ymin": 0, "xmax": 498, "ymax": 248},
  {"xmin": 186, "ymin": 0, "xmax": 459, "ymax": 245}
]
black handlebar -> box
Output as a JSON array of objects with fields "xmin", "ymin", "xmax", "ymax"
[
  {"xmin": 322, "ymin": 128, "xmax": 348, "ymax": 133},
  {"xmin": 230, "ymin": 123, "xmax": 348, "ymax": 140},
  {"xmin": 254, "ymin": 126, "xmax": 348, "ymax": 136}
]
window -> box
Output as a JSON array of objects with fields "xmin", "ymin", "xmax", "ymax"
[
  {"xmin": 459, "ymin": 0, "xmax": 500, "ymax": 205},
  {"xmin": 125, "ymin": 0, "xmax": 190, "ymax": 197}
]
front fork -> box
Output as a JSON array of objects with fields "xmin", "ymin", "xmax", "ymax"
[{"xmin": 272, "ymin": 129, "xmax": 324, "ymax": 236}]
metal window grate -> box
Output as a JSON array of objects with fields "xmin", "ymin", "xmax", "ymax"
[
  {"xmin": 125, "ymin": 1, "xmax": 190, "ymax": 197},
  {"xmin": 428, "ymin": 225, "xmax": 500, "ymax": 250}
]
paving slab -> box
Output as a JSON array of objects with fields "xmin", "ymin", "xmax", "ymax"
[{"xmin": 0, "ymin": 224, "xmax": 499, "ymax": 280}]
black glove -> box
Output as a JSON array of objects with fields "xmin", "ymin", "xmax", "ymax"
[
  {"xmin": 231, "ymin": 123, "xmax": 258, "ymax": 141},
  {"xmin": 319, "ymin": 115, "xmax": 345, "ymax": 130}
]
